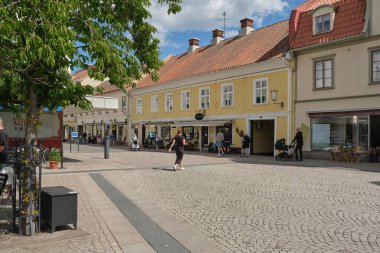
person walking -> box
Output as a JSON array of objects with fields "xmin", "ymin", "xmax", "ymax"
[
  {"xmin": 215, "ymin": 129, "xmax": 224, "ymax": 157},
  {"xmin": 168, "ymin": 129, "xmax": 187, "ymax": 170},
  {"xmin": 0, "ymin": 117, "xmax": 9, "ymax": 167},
  {"xmin": 292, "ymin": 127, "xmax": 303, "ymax": 161},
  {"xmin": 223, "ymin": 128, "xmax": 232, "ymax": 155},
  {"xmin": 240, "ymin": 133, "xmax": 250, "ymax": 157}
]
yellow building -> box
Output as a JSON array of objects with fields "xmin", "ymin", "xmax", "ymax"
[{"xmin": 129, "ymin": 19, "xmax": 293, "ymax": 155}]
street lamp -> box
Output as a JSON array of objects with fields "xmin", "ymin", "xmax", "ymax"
[{"xmin": 271, "ymin": 90, "xmax": 284, "ymax": 107}]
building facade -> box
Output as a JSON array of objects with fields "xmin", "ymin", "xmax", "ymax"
[
  {"xmin": 129, "ymin": 19, "xmax": 293, "ymax": 155},
  {"xmin": 64, "ymin": 70, "xmax": 128, "ymax": 143},
  {"xmin": 290, "ymin": 0, "xmax": 380, "ymax": 157}
]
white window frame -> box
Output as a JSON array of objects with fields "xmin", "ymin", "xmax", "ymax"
[
  {"xmin": 199, "ymin": 87, "xmax": 210, "ymax": 109},
  {"xmin": 311, "ymin": 5, "xmax": 335, "ymax": 35},
  {"xmin": 165, "ymin": 93, "xmax": 173, "ymax": 112},
  {"xmin": 136, "ymin": 97, "xmax": 142, "ymax": 114},
  {"xmin": 314, "ymin": 58, "xmax": 333, "ymax": 89},
  {"xmin": 253, "ymin": 78, "xmax": 268, "ymax": 105},
  {"xmin": 181, "ymin": 90, "xmax": 190, "ymax": 111},
  {"xmin": 221, "ymin": 83, "xmax": 234, "ymax": 107},
  {"xmin": 151, "ymin": 95, "xmax": 158, "ymax": 113}
]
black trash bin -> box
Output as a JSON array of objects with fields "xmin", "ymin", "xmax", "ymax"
[{"xmin": 41, "ymin": 186, "xmax": 78, "ymax": 233}]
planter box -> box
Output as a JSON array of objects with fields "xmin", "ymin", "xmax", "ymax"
[{"xmin": 41, "ymin": 186, "xmax": 78, "ymax": 233}]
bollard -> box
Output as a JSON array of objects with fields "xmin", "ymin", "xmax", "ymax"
[
  {"xmin": 77, "ymin": 139, "xmax": 79, "ymax": 152},
  {"xmin": 104, "ymin": 135, "xmax": 110, "ymax": 159}
]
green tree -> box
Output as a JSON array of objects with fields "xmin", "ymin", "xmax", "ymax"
[{"xmin": 0, "ymin": 0, "xmax": 181, "ymax": 234}]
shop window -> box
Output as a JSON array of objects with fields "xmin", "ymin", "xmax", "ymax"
[
  {"xmin": 311, "ymin": 116, "xmax": 368, "ymax": 151},
  {"xmin": 182, "ymin": 126, "xmax": 194, "ymax": 141}
]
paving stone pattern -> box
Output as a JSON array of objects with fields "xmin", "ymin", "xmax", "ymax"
[
  {"xmin": 116, "ymin": 164, "xmax": 380, "ymax": 253},
  {"xmin": 0, "ymin": 174, "xmax": 123, "ymax": 253}
]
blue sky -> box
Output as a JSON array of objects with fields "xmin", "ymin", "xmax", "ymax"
[{"xmin": 152, "ymin": 0, "xmax": 306, "ymax": 58}]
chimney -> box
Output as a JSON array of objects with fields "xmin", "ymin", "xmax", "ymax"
[
  {"xmin": 187, "ymin": 38, "xmax": 200, "ymax": 53},
  {"xmin": 239, "ymin": 18, "xmax": 254, "ymax": 36},
  {"xmin": 210, "ymin": 29, "xmax": 224, "ymax": 45}
]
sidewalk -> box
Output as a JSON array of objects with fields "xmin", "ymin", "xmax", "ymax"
[{"xmin": 1, "ymin": 144, "xmax": 379, "ymax": 253}]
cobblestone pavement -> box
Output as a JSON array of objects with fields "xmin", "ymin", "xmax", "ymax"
[
  {"xmin": 115, "ymin": 163, "xmax": 380, "ymax": 253},
  {"xmin": 0, "ymin": 174, "xmax": 123, "ymax": 253},
  {"xmin": 1, "ymin": 144, "xmax": 380, "ymax": 253}
]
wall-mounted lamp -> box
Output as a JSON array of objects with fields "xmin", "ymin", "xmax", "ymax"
[
  {"xmin": 195, "ymin": 109, "xmax": 206, "ymax": 116},
  {"xmin": 271, "ymin": 90, "xmax": 284, "ymax": 107}
]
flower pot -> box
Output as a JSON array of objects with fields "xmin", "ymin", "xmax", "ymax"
[{"xmin": 49, "ymin": 161, "xmax": 59, "ymax": 169}]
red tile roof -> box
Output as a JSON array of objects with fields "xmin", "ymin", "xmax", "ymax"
[
  {"xmin": 137, "ymin": 20, "xmax": 289, "ymax": 88},
  {"xmin": 290, "ymin": 0, "xmax": 366, "ymax": 49},
  {"xmin": 97, "ymin": 80, "xmax": 122, "ymax": 94},
  {"xmin": 71, "ymin": 69, "xmax": 89, "ymax": 81}
]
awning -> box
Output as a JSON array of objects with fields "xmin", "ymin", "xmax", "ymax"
[
  {"xmin": 309, "ymin": 109, "xmax": 380, "ymax": 118},
  {"xmin": 173, "ymin": 120, "xmax": 229, "ymax": 127}
]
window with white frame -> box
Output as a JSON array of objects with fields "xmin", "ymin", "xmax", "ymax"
[
  {"xmin": 372, "ymin": 50, "xmax": 380, "ymax": 83},
  {"xmin": 181, "ymin": 90, "xmax": 190, "ymax": 110},
  {"xmin": 254, "ymin": 78, "xmax": 268, "ymax": 104},
  {"xmin": 151, "ymin": 95, "xmax": 158, "ymax": 113},
  {"xmin": 165, "ymin": 93, "xmax": 173, "ymax": 112},
  {"xmin": 315, "ymin": 59, "xmax": 333, "ymax": 88},
  {"xmin": 199, "ymin": 87, "xmax": 210, "ymax": 109},
  {"xmin": 136, "ymin": 97, "xmax": 142, "ymax": 114},
  {"xmin": 312, "ymin": 6, "xmax": 335, "ymax": 35},
  {"xmin": 221, "ymin": 83, "xmax": 234, "ymax": 107},
  {"xmin": 315, "ymin": 14, "xmax": 330, "ymax": 34}
]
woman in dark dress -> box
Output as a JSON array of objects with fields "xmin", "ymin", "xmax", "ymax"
[{"xmin": 169, "ymin": 129, "xmax": 187, "ymax": 170}]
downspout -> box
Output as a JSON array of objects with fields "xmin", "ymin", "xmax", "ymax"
[{"xmin": 364, "ymin": 0, "xmax": 372, "ymax": 37}]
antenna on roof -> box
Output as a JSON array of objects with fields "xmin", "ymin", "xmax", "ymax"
[{"xmin": 217, "ymin": 11, "xmax": 229, "ymax": 38}]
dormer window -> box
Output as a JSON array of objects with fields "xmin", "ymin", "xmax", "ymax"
[
  {"xmin": 312, "ymin": 5, "xmax": 335, "ymax": 35},
  {"xmin": 316, "ymin": 14, "xmax": 330, "ymax": 34}
]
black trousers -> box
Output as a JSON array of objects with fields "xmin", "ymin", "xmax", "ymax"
[
  {"xmin": 295, "ymin": 145, "xmax": 303, "ymax": 161},
  {"xmin": 175, "ymin": 147, "xmax": 184, "ymax": 164}
]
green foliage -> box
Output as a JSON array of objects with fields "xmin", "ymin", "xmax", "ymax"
[
  {"xmin": 0, "ymin": 0, "xmax": 182, "ymax": 112},
  {"xmin": 48, "ymin": 148, "xmax": 61, "ymax": 162}
]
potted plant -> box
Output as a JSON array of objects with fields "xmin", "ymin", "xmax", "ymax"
[
  {"xmin": 48, "ymin": 148, "xmax": 61, "ymax": 169},
  {"xmin": 367, "ymin": 147, "xmax": 378, "ymax": 163}
]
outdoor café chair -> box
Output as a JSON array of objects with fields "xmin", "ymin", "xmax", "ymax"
[
  {"xmin": 0, "ymin": 167, "xmax": 14, "ymax": 203},
  {"xmin": 0, "ymin": 173, "xmax": 9, "ymax": 204}
]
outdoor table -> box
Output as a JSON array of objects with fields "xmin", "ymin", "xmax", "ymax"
[{"xmin": 341, "ymin": 148, "xmax": 354, "ymax": 162}]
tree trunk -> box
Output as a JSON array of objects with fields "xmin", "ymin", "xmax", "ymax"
[{"xmin": 21, "ymin": 84, "xmax": 40, "ymax": 235}]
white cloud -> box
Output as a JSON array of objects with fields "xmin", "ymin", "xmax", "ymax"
[{"xmin": 149, "ymin": 0, "xmax": 289, "ymax": 47}]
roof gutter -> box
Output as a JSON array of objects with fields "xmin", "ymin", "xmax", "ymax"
[{"xmin": 290, "ymin": 33, "xmax": 366, "ymax": 53}]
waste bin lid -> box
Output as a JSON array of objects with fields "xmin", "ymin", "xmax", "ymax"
[{"xmin": 42, "ymin": 186, "xmax": 78, "ymax": 196}]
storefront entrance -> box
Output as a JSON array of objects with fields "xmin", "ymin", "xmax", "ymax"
[
  {"xmin": 201, "ymin": 126, "xmax": 209, "ymax": 150},
  {"xmin": 370, "ymin": 115, "xmax": 380, "ymax": 149},
  {"xmin": 250, "ymin": 120, "xmax": 275, "ymax": 156}
]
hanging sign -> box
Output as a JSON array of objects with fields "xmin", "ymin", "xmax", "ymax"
[{"xmin": 195, "ymin": 113, "xmax": 204, "ymax": 120}]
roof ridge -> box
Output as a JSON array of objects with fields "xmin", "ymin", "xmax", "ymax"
[{"xmin": 168, "ymin": 19, "xmax": 289, "ymax": 59}]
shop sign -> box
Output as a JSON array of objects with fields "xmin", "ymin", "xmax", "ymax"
[{"xmin": 195, "ymin": 113, "xmax": 204, "ymax": 120}]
